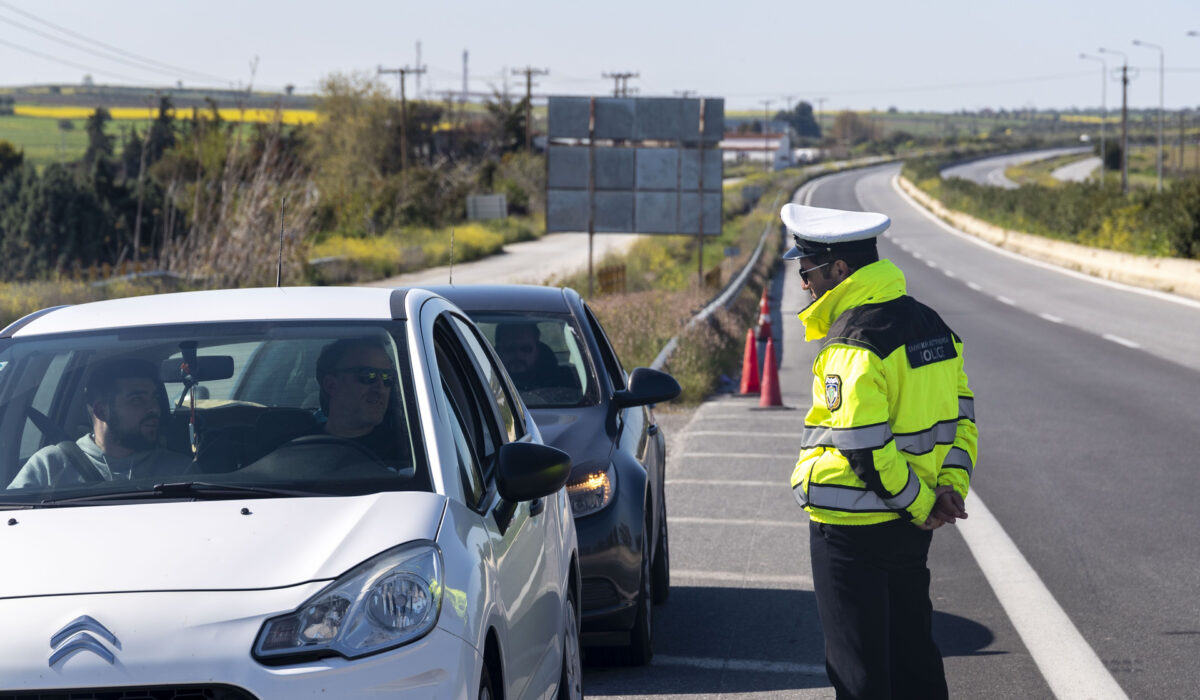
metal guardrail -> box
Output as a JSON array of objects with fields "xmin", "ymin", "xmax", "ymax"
[{"xmin": 649, "ymin": 192, "xmax": 782, "ymax": 371}]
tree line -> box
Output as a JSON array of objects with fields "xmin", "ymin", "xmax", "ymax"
[{"xmin": 0, "ymin": 73, "xmax": 544, "ymax": 286}]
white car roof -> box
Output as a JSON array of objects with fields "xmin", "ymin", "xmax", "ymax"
[{"xmin": 5, "ymin": 287, "xmax": 414, "ymax": 338}]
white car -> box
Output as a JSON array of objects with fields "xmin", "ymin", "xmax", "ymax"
[{"xmin": 0, "ymin": 287, "xmax": 582, "ymax": 700}]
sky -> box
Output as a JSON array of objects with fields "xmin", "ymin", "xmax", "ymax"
[{"xmin": 1, "ymin": 0, "xmax": 1198, "ymax": 114}]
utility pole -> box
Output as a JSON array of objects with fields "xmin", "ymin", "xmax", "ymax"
[
  {"xmin": 761, "ymin": 99, "xmax": 773, "ymax": 172},
  {"xmin": 603, "ymin": 72, "xmax": 638, "ymax": 97},
  {"xmin": 378, "ymin": 64, "xmax": 427, "ymax": 173},
  {"xmin": 513, "ymin": 66, "xmax": 549, "ymax": 150},
  {"xmin": 816, "ymin": 97, "xmax": 827, "ymax": 137}
]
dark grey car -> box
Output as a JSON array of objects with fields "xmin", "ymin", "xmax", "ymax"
[{"xmin": 430, "ymin": 285, "xmax": 680, "ymax": 666}]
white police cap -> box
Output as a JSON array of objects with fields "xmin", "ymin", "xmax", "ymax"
[{"xmin": 780, "ymin": 203, "xmax": 891, "ymax": 260}]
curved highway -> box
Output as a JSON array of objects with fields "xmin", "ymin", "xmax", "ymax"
[
  {"xmin": 942, "ymin": 147, "xmax": 1092, "ymax": 188},
  {"xmin": 585, "ymin": 162, "xmax": 1200, "ymax": 699}
]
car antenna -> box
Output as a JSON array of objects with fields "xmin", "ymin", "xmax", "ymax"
[
  {"xmin": 449, "ymin": 227, "xmax": 454, "ymax": 285},
  {"xmin": 276, "ymin": 195, "xmax": 286, "ymax": 287}
]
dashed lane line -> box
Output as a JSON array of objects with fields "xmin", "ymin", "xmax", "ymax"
[
  {"xmin": 673, "ymin": 570, "xmax": 814, "ymax": 587},
  {"xmin": 1102, "ymin": 333, "xmax": 1141, "ymax": 349},
  {"xmin": 654, "ymin": 654, "xmax": 826, "ymax": 677},
  {"xmin": 967, "ymin": 281, "xmax": 983, "ymax": 291},
  {"xmin": 1039, "ymin": 313, "xmax": 1064, "ymax": 324},
  {"xmin": 943, "ymin": 269, "xmax": 958, "ymax": 278},
  {"xmin": 672, "ymin": 516, "xmax": 803, "ymax": 528},
  {"xmin": 890, "ymin": 173, "xmax": 1200, "ymax": 311},
  {"xmin": 688, "ymin": 431, "xmax": 796, "ymax": 438},
  {"xmin": 997, "ymin": 296, "xmax": 1016, "ymax": 306},
  {"xmin": 667, "ymin": 479, "xmax": 778, "ymax": 487},
  {"xmin": 677, "ymin": 452, "xmax": 793, "ymax": 460}
]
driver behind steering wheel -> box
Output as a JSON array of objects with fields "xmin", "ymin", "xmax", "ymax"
[
  {"xmin": 314, "ymin": 337, "xmax": 402, "ymax": 463},
  {"xmin": 8, "ymin": 358, "xmax": 192, "ymax": 488}
]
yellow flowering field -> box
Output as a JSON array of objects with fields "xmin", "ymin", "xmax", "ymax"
[{"xmin": 14, "ymin": 104, "xmax": 319, "ymax": 125}]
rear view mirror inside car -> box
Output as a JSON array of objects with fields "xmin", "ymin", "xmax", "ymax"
[{"xmin": 160, "ymin": 355, "xmax": 235, "ymax": 382}]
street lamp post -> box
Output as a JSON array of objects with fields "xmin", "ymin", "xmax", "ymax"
[
  {"xmin": 1099, "ymin": 47, "xmax": 1129, "ymax": 193},
  {"xmin": 1079, "ymin": 53, "xmax": 1107, "ymax": 177},
  {"xmin": 1132, "ymin": 39, "xmax": 1164, "ymax": 192}
]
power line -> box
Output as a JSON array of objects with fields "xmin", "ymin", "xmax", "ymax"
[
  {"xmin": 0, "ymin": 0, "xmax": 230, "ymax": 84},
  {"xmin": 0, "ymin": 35, "xmax": 147, "ymax": 84},
  {"xmin": 0, "ymin": 13, "xmax": 211, "ymax": 84}
]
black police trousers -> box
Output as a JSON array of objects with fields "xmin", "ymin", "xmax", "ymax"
[{"xmin": 809, "ymin": 519, "xmax": 948, "ymax": 700}]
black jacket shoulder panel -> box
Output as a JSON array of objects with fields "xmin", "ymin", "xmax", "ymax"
[{"xmin": 823, "ymin": 296, "xmax": 957, "ymax": 359}]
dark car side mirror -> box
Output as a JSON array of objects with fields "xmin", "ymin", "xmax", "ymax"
[
  {"xmin": 496, "ymin": 441, "xmax": 572, "ymax": 502},
  {"xmin": 612, "ymin": 367, "xmax": 681, "ymax": 408},
  {"xmin": 494, "ymin": 441, "xmax": 572, "ymax": 533}
]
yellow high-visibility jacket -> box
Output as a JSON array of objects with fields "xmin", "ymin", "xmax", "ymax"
[{"xmin": 792, "ymin": 259, "xmax": 977, "ymax": 526}]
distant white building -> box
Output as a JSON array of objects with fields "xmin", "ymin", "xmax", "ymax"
[{"xmin": 720, "ymin": 132, "xmax": 792, "ymax": 170}]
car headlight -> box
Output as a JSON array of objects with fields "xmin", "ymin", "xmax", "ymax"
[
  {"xmin": 254, "ymin": 542, "xmax": 443, "ymax": 664},
  {"xmin": 566, "ymin": 464, "xmax": 616, "ymax": 517}
]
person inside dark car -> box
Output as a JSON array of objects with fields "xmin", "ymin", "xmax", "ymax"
[
  {"xmin": 7, "ymin": 358, "xmax": 192, "ymax": 488},
  {"xmin": 494, "ymin": 322, "xmax": 578, "ymax": 393}
]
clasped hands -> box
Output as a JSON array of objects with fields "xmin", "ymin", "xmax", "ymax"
[{"xmin": 916, "ymin": 486, "xmax": 968, "ymax": 531}]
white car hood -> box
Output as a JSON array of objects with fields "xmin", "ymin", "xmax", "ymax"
[{"xmin": 0, "ymin": 491, "xmax": 447, "ymax": 598}]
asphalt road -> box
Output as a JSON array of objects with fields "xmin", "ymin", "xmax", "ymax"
[
  {"xmin": 941, "ymin": 147, "xmax": 1092, "ymax": 189},
  {"xmin": 583, "ymin": 163, "xmax": 1200, "ymax": 698},
  {"xmin": 357, "ymin": 231, "xmax": 643, "ymax": 288}
]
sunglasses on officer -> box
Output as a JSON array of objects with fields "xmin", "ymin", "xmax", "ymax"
[
  {"xmin": 333, "ymin": 366, "xmax": 397, "ymax": 387},
  {"xmin": 798, "ymin": 260, "xmax": 833, "ymax": 283}
]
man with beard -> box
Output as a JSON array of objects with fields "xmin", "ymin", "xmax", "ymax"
[{"xmin": 8, "ymin": 358, "xmax": 192, "ymax": 488}]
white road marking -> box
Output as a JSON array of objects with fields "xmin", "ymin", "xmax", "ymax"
[
  {"xmin": 943, "ymin": 269, "xmax": 958, "ymax": 278},
  {"xmin": 654, "ymin": 654, "xmax": 826, "ymax": 677},
  {"xmin": 926, "ymin": 259, "xmax": 939, "ymax": 268},
  {"xmin": 1039, "ymin": 313, "xmax": 1064, "ymax": 324},
  {"xmin": 673, "ymin": 570, "xmax": 814, "ymax": 587},
  {"xmin": 997, "ymin": 296, "xmax": 1016, "ymax": 306},
  {"xmin": 912, "ymin": 251, "xmax": 924, "ymax": 259},
  {"xmin": 959, "ymin": 495, "xmax": 1129, "ymax": 700},
  {"xmin": 677, "ymin": 452, "xmax": 792, "ymax": 459},
  {"xmin": 1102, "ymin": 333, "xmax": 1141, "ymax": 349},
  {"xmin": 967, "ymin": 282, "xmax": 983, "ymax": 291},
  {"xmin": 667, "ymin": 479, "xmax": 779, "ymax": 487},
  {"xmin": 891, "ymin": 174, "xmax": 1200, "ymax": 311},
  {"xmin": 689, "ymin": 431, "xmax": 795, "ymax": 439},
  {"xmin": 673, "ymin": 517, "xmax": 803, "ymax": 528}
]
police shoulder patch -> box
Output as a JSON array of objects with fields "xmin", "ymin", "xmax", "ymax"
[
  {"xmin": 824, "ymin": 374, "xmax": 842, "ymax": 411},
  {"xmin": 906, "ymin": 335, "xmax": 958, "ymax": 369}
]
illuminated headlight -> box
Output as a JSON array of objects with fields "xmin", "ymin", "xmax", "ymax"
[
  {"xmin": 254, "ymin": 542, "xmax": 443, "ymax": 663},
  {"xmin": 566, "ymin": 464, "xmax": 616, "ymax": 517}
]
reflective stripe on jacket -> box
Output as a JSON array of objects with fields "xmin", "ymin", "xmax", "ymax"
[{"xmin": 791, "ymin": 259, "xmax": 978, "ymax": 526}]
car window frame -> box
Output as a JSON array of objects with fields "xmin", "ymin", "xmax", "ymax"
[
  {"xmin": 432, "ymin": 315, "xmax": 505, "ymax": 483},
  {"xmin": 582, "ymin": 303, "xmax": 627, "ymax": 392},
  {"xmin": 448, "ymin": 314, "xmax": 525, "ymax": 444}
]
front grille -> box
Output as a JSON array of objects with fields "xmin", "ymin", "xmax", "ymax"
[
  {"xmin": 581, "ymin": 576, "xmax": 621, "ymax": 611},
  {"xmin": 0, "ymin": 685, "xmax": 256, "ymax": 700}
]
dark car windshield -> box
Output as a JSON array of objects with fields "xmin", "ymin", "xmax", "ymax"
[
  {"xmin": 467, "ymin": 312, "xmax": 598, "ymax": 408},
  {"xmin": 0, "ymin": 321, "xmax": 429, "ymax": 506}
]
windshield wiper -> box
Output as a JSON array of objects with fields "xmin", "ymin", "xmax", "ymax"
[{"xmin": 40, "ymin": 481, "xmax": 321, "ymax": 505}]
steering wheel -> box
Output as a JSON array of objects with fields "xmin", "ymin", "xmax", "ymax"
[{"xmin": 240, "ymin": 433, "xmax": 391, "ymax": 479}]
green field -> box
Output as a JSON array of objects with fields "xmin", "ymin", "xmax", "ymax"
[{"xmin": 0, "ymin": 114, "xmax": 153, "ymax": 168}]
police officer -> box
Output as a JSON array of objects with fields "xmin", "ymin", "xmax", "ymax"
[{"xmin": 782, "ymin": 203, "xmax": 978, "ymax": 699}]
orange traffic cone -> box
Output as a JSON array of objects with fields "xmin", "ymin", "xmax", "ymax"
[
  {"xmin": 759, "ymin": 337, "xmax": 783, "ymax": 407},
  {"xmin": 739, "ymin": 328, "xmax": 760, "ymax": 395},
  {"xmin": 756, "ymin": 288, "xmax": 773, "ymax": 341}
]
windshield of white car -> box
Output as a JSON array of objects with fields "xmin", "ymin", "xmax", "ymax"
[
  {"xmin": 468, "ymin": 312, "xmax": 599, "ymax": 409},
  {"xmin": 0, "ymin": 321, "xmax": 430, "ymax": 504}
]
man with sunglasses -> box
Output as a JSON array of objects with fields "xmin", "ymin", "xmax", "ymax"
[
  {"xmin": 782, "ymin": 203, "xmax": 978, "ymax": 700},
  {"xmin": 315, "ymin": 337, "xmax": 400, "ymax": 461}
]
